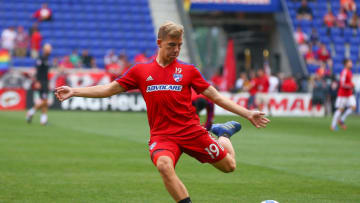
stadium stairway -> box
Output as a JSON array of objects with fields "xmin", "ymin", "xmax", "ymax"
[{"xmin": 0, "ymin": 0, "xmax": 158, "ymax": 68}]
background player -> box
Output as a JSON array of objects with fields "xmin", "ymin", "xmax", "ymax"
[
  {"xmin": 55, "ymin": 21, "xmax": 269, "ymax": 203},
  {"xmin": 331, "ymin": 58, "xmax": 356, "ymax": 131},
  {"xmin": 191, "ymin": 88, "xmax": 214, "ymax": 130},
  {"xmin": 26, "ymin": 43, "xmax": 52, "ymax": 125}
]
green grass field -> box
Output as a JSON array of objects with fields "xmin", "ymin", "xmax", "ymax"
[{"xmin": 0, "ymin": 111, "xmax": 359, "ymax": 203}]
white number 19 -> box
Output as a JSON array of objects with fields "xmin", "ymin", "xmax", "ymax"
[{"xmin": 205, "ymin": 144, "xmax": 219, "ymax": 159}]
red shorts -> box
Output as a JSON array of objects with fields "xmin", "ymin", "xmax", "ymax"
[{"xmin": 149, "ymin": 129, "xmax": 228, "ymax": 167}]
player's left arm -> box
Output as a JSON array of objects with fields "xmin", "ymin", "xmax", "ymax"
[{"xmin": 201, "ymin": 85, "xmax": 270, "ymax": 128}]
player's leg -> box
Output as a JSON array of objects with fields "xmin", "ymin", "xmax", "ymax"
[
  {"xmin": 149, "ymin": 138, "xmax": 192, "ymax": 202},
  {"xmin": 210, "ymin": 121, "xmax": 241, "ymax": 172},
  {"xmin": 40, "ymin": 98, "xmax": 48, "ymax": 125},
  {"xmin": 331, "ymin": 97, "xmax": 345, "ymax": 130},
  {"xmin": 338, "ymin": 96, "xmax": 357, "ymax": 129},
  {"xmin": 155, "ymin": 155, "xmax": 190, "ymax": 202}
]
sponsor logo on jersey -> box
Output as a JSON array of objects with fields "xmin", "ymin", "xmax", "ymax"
[
  {"xmin": 173, "ymin": 74, "xmax": 183, "ymax": 82},
  {"xmin": 149, "ymin": 142, "xmax": 157, "ymax": 150},
  {"xmin": 146, "ymin": 84, "xmax": 182, "ymax": 92},
  {"xmin": 146, "ymin": 75, "xmax": 154, "ymax": 81}
]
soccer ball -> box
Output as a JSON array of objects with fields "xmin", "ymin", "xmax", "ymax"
[{"xmin": 261, "ymin": 200, "xmax": 279, "ymax": 203}]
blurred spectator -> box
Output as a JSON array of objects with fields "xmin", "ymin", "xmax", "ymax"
[
  {"xmin": 106, "ymin": 62, "xmax": 122, "ymax": 81},
  {"xmin": 316, "ymin": 62, "xmax": 330, "ymax": 78},
  {"xmin": 234, "ymin": 72, "xmax": 247, "ymax": 92},
  {"xmin": 90, "ymin": 58, "xmax": 98, "ymax": 69},
  {"xmin": 268, "ymin": 74, "xmax": 280, "ymax": 93},
  {"xmin": 328, "ymin": 77, "xmax": 339, "ymax": 113},
  {"xmin": 81, "ymin": 49, "xmax": 94, "ymax": 68},
  {"xmin": 30, "ymin": 28, "xmax": 42, "ymax": 59},
  {"xmin": 324, "ymin": 10, "xmax": 336, "ymax": 35},
  {"xmin": 309, "ymin": 28, "xmax": 319, "ymax": 45},
  {"xmin": 294, "ymin": 27, "xmax": 309, "ymax": 55},
  {"xmin": 134, "ymin": 50, "xmax": 149, "ymax": 63},
  {"xmin": 316, "ymin": 43, "xmax": 332, "ymax": 67},
  {"xmin": 33, "ymin": 3, "xmax": 52, "ymax": 22},
  {"xmin": 305, "ymin": 43, "xmax": 318, "ymax": 65},
  {"xmin": 246, "ymin": 71, "xmax": 258, "ymax": 109},
  {"xmin": 311, "ymin": 74, "xmax": 328, "ymax": 113},
  {"xmin": 296, "ymin": 0, "xmax": 313, "ymax": 20},
  {"xmin": 340, "ymin": 0, "xmax": 356, "ymax": 12},
  {"xmin": 59, "ymin": 56, "xmax": 74, "ymax": 69},
  {"xmin": 324, "ymin": 10, "xmax": 336, "ymax": 28},
  {"xmin": 336, "ymin": 7, "xmax": 348, "ymax": 29},
  {"xmin": 256, "ymin": 69, "xmax": 269, "ymax": 111},
  {"xmin": 210, "ymin": 68, "xmax": 223, "ymax": 90},
  {"xmin": 104, "ymin": 49, "xmax": 118, "ymax": 68},
  {"xmin": 29, "ymin": 23, "xmax": 38, "ymax": 36},
  {"xmin": 69, "ymin": 50, "xmax": 81, "ymax": 68},
  {"xmin": 294, "ymin": 26, "xmax": 308, "ymax": 44},
  {"xmin": 1, "ymin": 27, "xmax": 16, "ymax": 54},
  {"xmin": 256, "ymin": 69, "xmax": 269, "ymax": 93},
  {"xmin": 281, "ymin": 76, "xmax": 298, "ymax": 92},
  {"xmin": 14, "ymin": 26, "xmax": 29, "ymax": 57},
  {"xmin": 118, "ymin": 52, "xmax": 131, "ymax": 74},
  {"xmin": 348, "ymin": 12, "xmax": 359, "ymax": 29},
  {"xmin": 296, "ymin": 74, "xmax": 309, "ymax": 92}
]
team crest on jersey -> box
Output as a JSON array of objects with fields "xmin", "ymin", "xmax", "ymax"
[{"xmin": 173, "ymin": 73, "xmax": 183, "ymax": 82}]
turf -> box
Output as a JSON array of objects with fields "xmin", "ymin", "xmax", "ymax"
[{"xmin": 0, "ymin": 111, "xmax": 359, "ymax": 203}]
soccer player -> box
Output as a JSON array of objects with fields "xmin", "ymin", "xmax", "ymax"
[
  {"xmin": 26, "ymin": 43, "xmax": 52, "ymax": 125},
  {"xmin": 55, "ymin": 21, "xmax": 270, "ymax": 203},
  {"xmin": 331, "ymin": 59, "xmax": 356, "ymax": 131}
]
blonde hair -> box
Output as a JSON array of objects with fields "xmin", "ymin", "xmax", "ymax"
[{"xmin": 157, "ymin": 21, "xmax": 184, "ymax": 40}]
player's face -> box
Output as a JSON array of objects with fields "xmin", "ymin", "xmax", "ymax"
[
  {"xmin": 346, "ymin": 60, "xmax": 353, "ymax": 69},
  {"xmin": 158, "ymin": 36, "xmax": 182, "ymax": 61}
]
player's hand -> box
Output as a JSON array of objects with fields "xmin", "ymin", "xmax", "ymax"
[
  {"xmin": 247, "ymin": 110, "xmax": 270, "ymax": 128},
  {"xmin": 55, "ymin": 86, "xmax": 73, "ymax": 101}
]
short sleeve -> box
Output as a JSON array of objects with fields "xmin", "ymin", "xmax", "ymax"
[
  {"xmin": 190, "ymin": 66, "xmax": 210, "ymax": 94},
  {"xmin": 115, "ymin": 65, "xmax": 139, "ymax": 91}
]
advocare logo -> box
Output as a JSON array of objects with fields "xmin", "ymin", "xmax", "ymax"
[{"xmin": 0, "ymin": 91, "xmax": 20, "ymax": 107}]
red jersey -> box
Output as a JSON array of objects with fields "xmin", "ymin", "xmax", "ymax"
[
  {"xmin": 116, "ymin": 59, "xmax": 210, "ymax": 137},
  {"xmin": 338, "ymin": 68, "xmax": 353, "ymax": 96},
  {"xmin": 256, "ymin": 75, "xmax": 269, "ymax": 93},
  {"xmin": 31, "ymin": 31, "xmax": 42, "ymax": 51},
  {"xmin": 249, "ymin": 78, "xmax": 258, "ymax": 96}
]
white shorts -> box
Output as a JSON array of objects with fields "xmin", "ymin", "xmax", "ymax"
[{"xmin": 335, "ymin": 95, "xmax": 356, "ymax": 109}]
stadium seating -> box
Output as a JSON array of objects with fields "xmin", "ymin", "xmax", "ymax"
[
  {"xmin": 285, "ymin": 0, "xmax": 360, "ymax": 74},
  {"xmin": 0, "ymin": 0, "xmax": 157, "ymax": 68}
]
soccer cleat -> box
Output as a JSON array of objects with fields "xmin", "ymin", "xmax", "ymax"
[
  {"xmin": 337, "ymin": 120, "xmax": 347, "ymax": 130},
  {"xmin": 330, "ymin": 125, "xmax": 339, "ymax": 131},
  {"xmin": 210, "ymin": 121, "xmax": 242, "ymax": 138},
  {"xmin": 26, "ymin": 113, "xmax": 33, "ymax": 124}
]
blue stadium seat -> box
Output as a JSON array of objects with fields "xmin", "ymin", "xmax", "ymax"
[
  {"xmin": 307, "ymin": 64, "xmax": 318, "ymax": 74},
  {"xmin": 12, "ymin": 58, "xmax": 36, "ymax": 67},
  {"xmin": 333, "ymin": 36, "xmax": 345, "ymax": 44},
  {"xmin": 1, "ymin": 0, "xmax": 156, "ymax": 68}
]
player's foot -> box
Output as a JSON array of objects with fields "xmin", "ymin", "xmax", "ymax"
[
  {"xmin": 26, "ymin": 112, "xmax": 33, "ymax": 124},
  {"xmin": 337, "ymin": 120, "xmax": 347, "ymax": 130},
  {"xmin": 210, "ymin": 121, "xmax": 241, "ymax": 138},
  {"xmin": 330, "ymin": 125, "xmax": 338, "ymax": 131}
]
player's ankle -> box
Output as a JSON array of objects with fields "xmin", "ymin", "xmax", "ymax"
[
  {"xmin": 219, "ymin": 133, "xmax": 231, "ymax": 139},
  {"xmin": 178, "ymin": 197, "xmax": 192, "ymax": 203}
]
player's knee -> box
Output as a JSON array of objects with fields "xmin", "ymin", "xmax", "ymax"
[
  {"xmin": 224, "ymin": 159, "xmax": 236, "ymax": 173},
  {"xmin": 220, "ymin": 158, "xmax": 236, "ymax": 173},
  {"xmin": 156, "ymin": 157, "xmax": 174, "ymax": 176}
]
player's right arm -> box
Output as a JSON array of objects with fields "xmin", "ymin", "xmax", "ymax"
[{"xmin": 55, "ymin": 81, "xmax": 125, "ymax": 101}]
